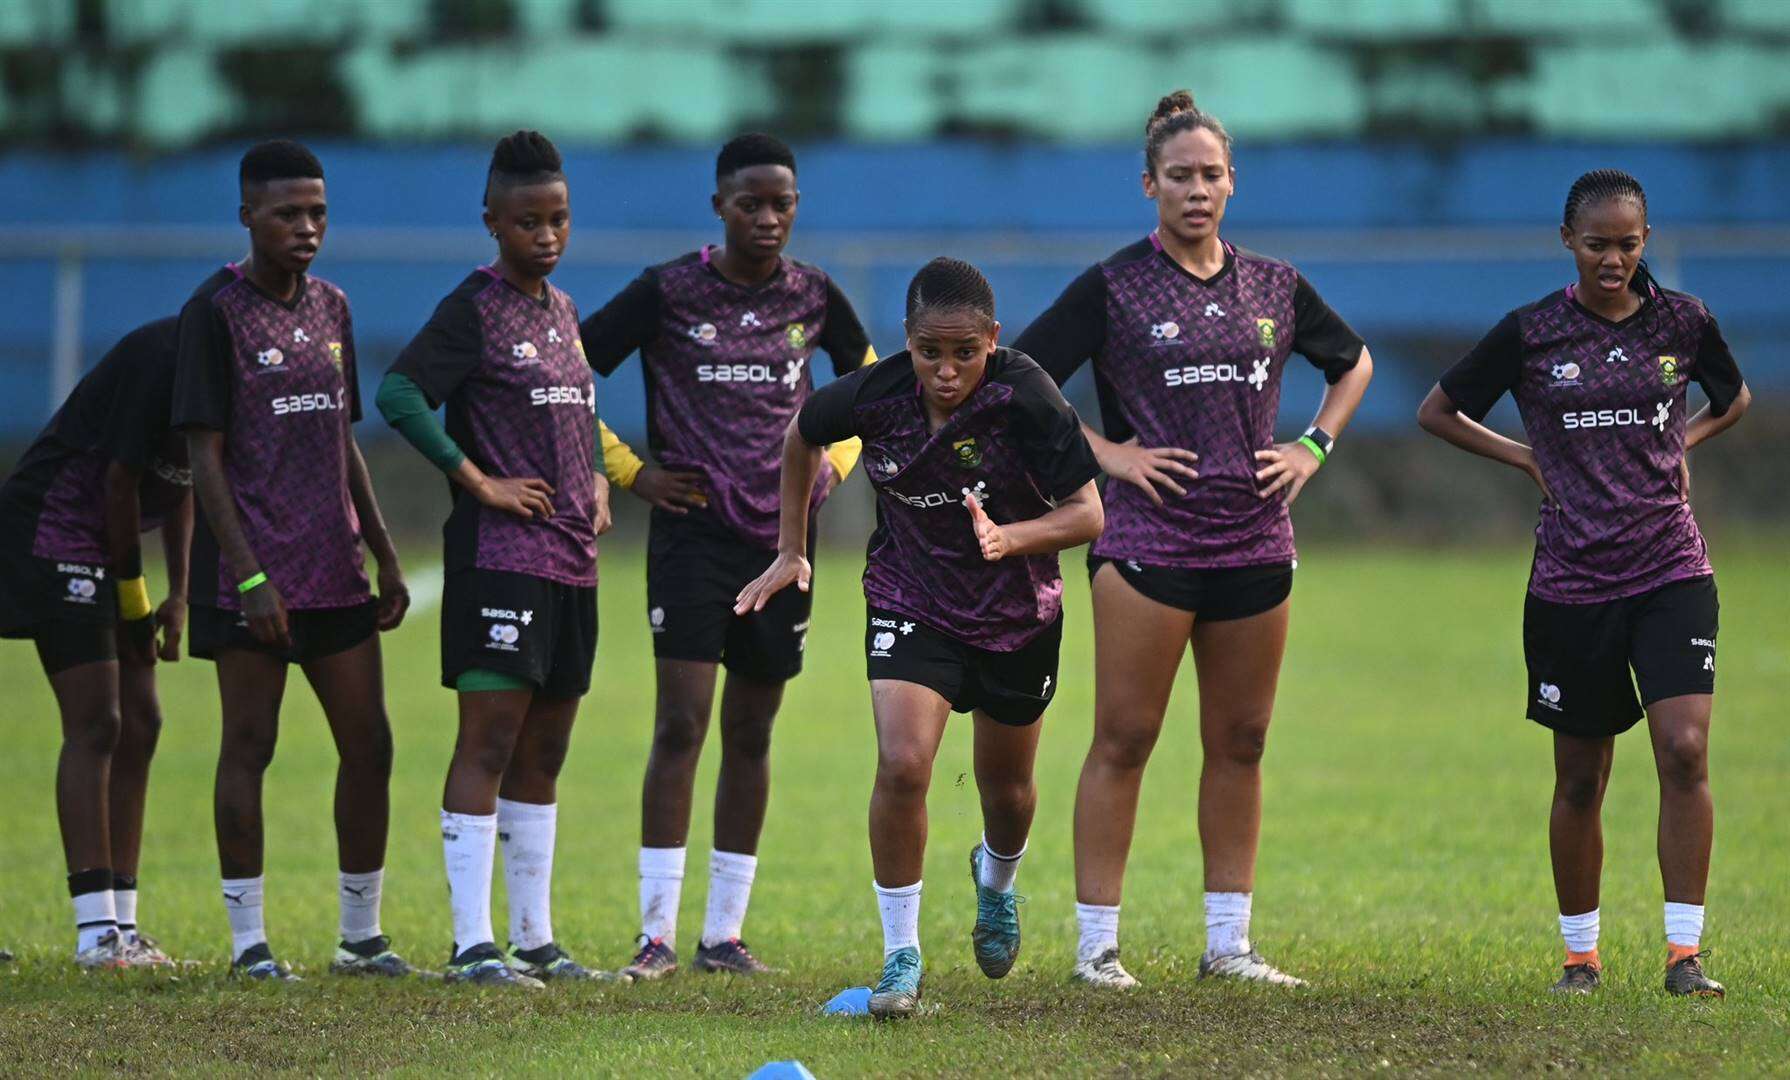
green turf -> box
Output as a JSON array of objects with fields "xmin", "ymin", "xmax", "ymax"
[{"xmin": 1, "ymin": 541, "xmax": 1785, "ymax": 1076}]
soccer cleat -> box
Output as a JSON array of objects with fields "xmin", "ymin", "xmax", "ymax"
[
  {"xmin": 120, "ymin": 934, "xmax": 177, "ymax": 969},
  {"xmin": 868, "ymin": 946, "xmax": 923, "ymax": 1019},
  {"xmin": 1071, "ymin": 947, "xmax": 1140, "ymax": 990},
  {"xmin": 1550, "ymin": 961, "xmax": 1602, "ymax": 994},
  {"xmin": 694, "ymin": 938, "xmax": 773, "ymax": 975},
  {"xmin": 620, "ymin": 935, "xmax": 678, "ymax": 982},
  {"xmin": 1198, "ymin": 948, "xmax": 1308, "ymax": 987},
  {"xmin": 444, "ymin": 943, "xmax": 542, "ymax": 989},
  {"xmin": 507, "ymin": 942, "xmax": 601, "ymax": 981},
  {"xmin": 0, "ymin": 947, "xmax": 11, "ymax": 963},
  {"xmin": 1665, "ymin": 950, "xmax": 1724, "ymax": 998},
  {"xmin": 968, "ymin": 845, "xmax": 1022, "ymax": 979},
  {"xmin": 330, "ymin": 935, "xmax": 419, "ymax": 977},
  {"xmin": 231, "ymin": 942, "xmax": 301, "ymax": 982},
  {"xmin": 75, "ymin": 930, "xmax": 127, "ymax": 971}
]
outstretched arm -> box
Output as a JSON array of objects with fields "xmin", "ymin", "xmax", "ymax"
[{"xmin": 734, "ymin": 416, "xmax": 824, "ymax": 613}]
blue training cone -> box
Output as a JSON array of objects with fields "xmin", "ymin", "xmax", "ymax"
[
  {"xmin": 747, "ymin": 1062, "xmax": 817, "ymax": 1080},
  {"xmin": 821, "ymin": 986, "xmax": 872, "ymax": 1016}
]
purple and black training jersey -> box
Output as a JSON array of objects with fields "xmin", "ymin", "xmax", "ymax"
[
  {"xmin": 580, "ymin": 247, "xmax": 872, "ymax": 550},
  {"xmin": 391, "ymin": 267, "xmax": 598, "ymax": 587},
  {"xmin": 1440, "ymin": 284, "xmax": 1743, "ymax": 603},
  {"xmin": 0, "ymin": 317, "xmax": 191, "ymax": 564},
  {"xmin": 798, "ymin": 348, "xmax": 1101, "ymax": 652},
  {"xmin": 1015, "ymin": 235, "xmax": 1364, "ymax": 569},
  {"xmin": 172, "ymin": 265, "xmax": 370, "ymax": 611}
]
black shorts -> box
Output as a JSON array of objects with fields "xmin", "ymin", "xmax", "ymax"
[
  {"xmin": 441, "ymin": 568, "xmax": 596, "ymax": 699},
  {"xmin": 190, "ymin": 600, "xmax": 378, "ymax": 665},
  {"xmin": 865, "ymin": 607, "xmax": 1062, "ymax": 727},
  {"xmin": 1523, "ymin": 575, "xmax": 1719, "ymax": 739},
  {"xmin": 0, "ymin": 554, "xmax": 118, "ymax": 674},
  {"xmin": 1089, "ymin": 554, "xmax": 1292, "ymax": 621},
  {"xmin": 646, "ymin": 508, "xmax": 813, "ymax": 683}
]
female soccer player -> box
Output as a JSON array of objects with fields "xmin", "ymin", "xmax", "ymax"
[
  {"xmin": 1014, "ymin": 91, "xmax": 1373, "ymax": 989},
  {"xmin": 580, "ymin": 133, "xmax": 873, "ymax": 979},
  {"xmin": 1418, "ymin": 170, "xmax": 1749, "ymax": 997},
  {"xmin": 174, "ymin": 140, "xmax": 414, "ymax": 980},
  {"xmin": 0, "ymin": 317, "xmax": 192, "ymax": 969},
  {"xmin": 380, "ymin": 131, "xmax": 612, "ymax": 987},
  {"xmin": 736, "ymin": 258, "xmax": 1103, "ymax": 1019}
]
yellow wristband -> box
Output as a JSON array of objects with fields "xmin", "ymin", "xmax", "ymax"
[{"xmin": 117, "ymin": 576, "xmax": 152, "ymax": 621}]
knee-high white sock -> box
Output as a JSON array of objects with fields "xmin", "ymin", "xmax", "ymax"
[
  {"xmin": 442, "ymin": 810, "xmax": 497, "ymax": 953},
  {"xmin": 338, "ymin": 869, "xmax": 384, "ymax": 943},
  {"xmin": 1559, "ymin": 908, "xmax": 1600, "ymax": 956},
  {"xmin": 113, "ymin": 875, "xmax": 139, "ymax": 945},
  {"xmin": 639, "ymin": 846, "xmax": 686, "ymax": 946},
  {"xmin": 700, "ymin": 849, "xmax": 758, "ymax": 947},
  {"xmin": 1204, "ymin": 891, "xmax": 1252, "ymax": 958},
  {"xmin": 1076, "ymin": 902, "xmax": 1120, "ymax": 963},
  {"xmin": 977, "ymin": 834, "xmax": 1026, "ymax": 893},
  {"xmin": 221, "ymin": 875, "xmax": 266, "ymax": 957},
  {"xmin": 874, "ymin": 879, "xmax": 922, "ymax": 956},
  {"xmin": 1665, "ymin": 902, "xmax": 1705, "ymax": 949},
  {"xmin": 498, "ymin": 798, "xmax": 558, "ymax": 952}
]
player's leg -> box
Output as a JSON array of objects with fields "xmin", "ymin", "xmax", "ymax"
[
  {"xmin": 866, "ymin": 679, "xmax": 952, "ymax": 1018},
  {"xmin": 1190, "ymin": 595, "xmax": 1305, "ymax": 986},
  {"xmin": 1648, "ymin": 693, "xmax": 1720, "ymax": 996},
  {"xmin": 111, "ymin": 643, "xmax": 174, "ymax": 965},
  {"xmin": 1548, "ymin": 732, "xmax": 1614, "ymax": 992},
  {"xmin": 212, "ymin": 647, "xmax": 293, "ymax": 977},
  {"xmin": 689, "ymin": 670, "xmax": 782, "ymax": 973},
  {"xmin": 1071, "ymin": 563, "xmax": 1190, "ymax": 987},
  {"xmin": 498, "ymin": 692, "xmax": 599, "ymax": 981},
  {"xmin": 967, "ymin": 709, "xmax": 1043, "ymax": 980}
]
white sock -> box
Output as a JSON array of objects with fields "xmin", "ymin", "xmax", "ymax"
[
  {"xmin": 1076, "ymin": 902, "xmax": 1120, "ymax": 963},
  {"xmin": 442, "ymin": 810, "xmax": 498, "ymax": 953},
  {"xmin": 1664, "ymin": 901, "xmax": 1705, "ymax": 948},
  {"xmin": 700, "ymin": 849, "xmax": 758, "ymax": 948},
  {"xmin": 1559, "ymin": 908, "xmax": 1600, "ymax": 954},
  {"xmin": 338, "ymin": 869, "xmax": 384, "ymax": 943},
  {"xmin": 639, "ymin": 846, "xmax": 686, "ymax": 946},
  {"xmin": 976, "ymin": 834, "xmax": 1026, "ymax": 893},
  {"xmin": 113, "ymin": 884, "xmax": 139, "ymax": 945},
  {"xmin": 498, "ymin": 798, "xmax": 558, "ymax": 952},
  {"xmin": 874, "ymin": 879, "xmax": 922, "ymax": 956},
  {"xmin": 1204, "ymin": 891, "xmax": 1252, "ymax": 958},
  {"xmin": 73, "ymin": 889, "xmax": 118, "ymax": 953},
  {"xmin": 221, "ymin": 875, "xmax": 266, "ymax": 957}
]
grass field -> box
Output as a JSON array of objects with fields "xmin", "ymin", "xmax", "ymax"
[{"xmin": 1, "ymin": 539, "xmax": 1786, "ymax": 1076}]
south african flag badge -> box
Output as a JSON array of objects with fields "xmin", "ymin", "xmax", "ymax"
[
  {"xmin": 1255, "ymin": 318, "xmax": 1277, "ymax": 349},
  {"xmin": 952, "ymin": 437, "xmax": 982, "ymax": 469}
]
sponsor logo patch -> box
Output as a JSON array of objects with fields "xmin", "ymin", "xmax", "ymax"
[{"xmin": 1537, "ymin": 682, "xmax": 1562, "ymax": 711}]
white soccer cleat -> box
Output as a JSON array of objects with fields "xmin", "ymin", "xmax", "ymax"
[
  {"xmin": 74, "ymin": 930, "xmax": 127, "ymax": 971},
  {"xmin": 1198, "ymin": 948, "xmax": 1308, "ymax": 987},
  {"xmin": 1071, "ymin": 947, "xmax": 1140, "ymax": 990}
]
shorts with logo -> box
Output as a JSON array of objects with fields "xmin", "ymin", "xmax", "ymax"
[
  {"xmin": 1089, "ymin": 554, "xmax": 1293, "ymax": 622},
  {"xmin": 647, "ymin": 507, "xmax": 814, "ymax": 682},
  {"xmin": 0, "ymin": 554, "xmax": 118, "ymax": 674},
  {"xmin": 441, "ymin": 568, "xmax": 596, "ymax": 699},
  {"xmin": 865, "ymin": 607, "xmax": 1062, "ymax": 727},
  {"xmin": 190, "ymin": 599, "xmax": 378, "ymax": 665},
  {"xmin": 1523, "ymin": 574, "xmax": 1718, "ymax": 739}
]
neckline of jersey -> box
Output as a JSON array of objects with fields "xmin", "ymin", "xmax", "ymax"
[
  {"xmin": 1564, "ymin": 281, "xmax": 1654, "ymax": 330},
  {"xmin": 1148, "ymin": 232, "xmax": 1235, "ymax": 287},
  {"xmin": 479, "ymin": 265, "xmax": 553, "ymax": 309},
  {"xmin": 228, "ymin": 262, "xmax": 308, "ymax": 312},
  {"xmin": 701, "ymin": 244, "xmax": 788, "ymax": 292}
]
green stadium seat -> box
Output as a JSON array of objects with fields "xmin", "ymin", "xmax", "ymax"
[
  {"xmin": 1079, "ymin": 0, "xmax": 1272, "ymax": 34},
  {"xmin": 1285, "ymin": 0, "xmax": 1465, "ymax": 38},
  {"xmin": 514, "ymin": 0, "xmax": 581, "ymax": 37},
  {"xmin": 1364, "ymin": 57, "xmax": 1484, "ymax": 130},
  {"xmin": 601, "ymin": 0, "xmax": 1022, "ymax": 41},
  {"xmin": 951, "ymin": 37, "xmax": 1163, "ymax": 141},
  {"xmin": 1524, "ymin": 42, "xmax": 1769, "ymax": 137},
  {"xmin": 136, "ymin": 47, "xmax": 239, "ymax": 146},
  {"xmin": 0, "ymin": 0, "xmax": 73, "ymax": 46},
  {"xmin": 59, "ymin": 58, "xmax": 126, "ymax": 138},
  {"xmin": 105, "ymin": 0, "xmax": 429, "ymax": 45},
  {"xmin": 1161, "ymin": 39, "xmax": 1367, "ymax": 138},
  {"xmin": 843, "ymin": 44, "xmax": 945, "ymax": 140},
  {"xmin": 1718, "ymin": 0, "xmax": 1790, "ymax": 35},
  {"xmin": 1466, "ymin": 0, "xmax": 1662, "ymax": 36}
]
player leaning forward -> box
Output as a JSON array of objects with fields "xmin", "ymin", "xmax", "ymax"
[
  {"xmin": 174, "ymin": 140, "xmax": 414, "ymax": 979},
  {"xmin": 736, "ymin": 258, "xmax": 1104, "ymax": 1019}
]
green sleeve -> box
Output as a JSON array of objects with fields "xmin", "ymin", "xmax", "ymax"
[{"xmin": 375, "ymin": 370, "xmax": 466, "ymax": 473}]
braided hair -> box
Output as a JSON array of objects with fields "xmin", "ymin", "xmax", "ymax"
[
  {"xmin": 239, "ymin": 139, "xmax": 322, "ymax": 192},
  {"xmin": 717, "ymin": 132, "xmax": 796, "ymax": 183},
  {"xmin": 1562, "ymin": 168, "xmax": 1659, "ymax": 299},
  {"xmin": 905, "ymin": 257, "xmax": 996, "ymax": 334},
  {"xmin": 1144, "ymin": 90, "xmax": 1232, "ymax": 175},
  {"xmin": 485, "ymin": 129, "xmax": 565, "ymax": 206}
]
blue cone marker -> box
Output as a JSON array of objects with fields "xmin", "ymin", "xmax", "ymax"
[
  {"xmin": 748, "ymin": 1062, "xmax": 817, "ymax": 1080},
  {"xmin": 821, "ymin": 986, "xmax": 872, "ymax": 1016}
]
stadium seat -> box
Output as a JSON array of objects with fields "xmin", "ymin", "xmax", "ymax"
[
  {"xmin": 602, "ymin": 0, "xmax": 1022, "ymax": 41},
  {"xmin": 513, "ymin": 0, "xmax": 581, "ymax": 37},
  {"xmin": 1717, "ymin": 0, "xmax": 1790, "ymax": 35},
  {"xmin": 1161, "ymin": 39, "xmax": 1367, "ymax": 138},
  {"xmin": 104, "ymin": 0, "xmax": 429, "ymax": 45},
  {"xmin": 842, "ymin": 44, "xmax": 946, "ymax": 140},
  {"xmin": 1524, "ymin": 42, "xmax": 1769, "ymax": 137},
  {"xmin": 0, "ymin": 0, "xmax": 73, "ymax": 46},
  {"xmin": 1466, "ymin": 0, "xmax": 1662, "ymax": 36},
  {"xmin": 1284, "ymin": 0, "xmax": 1465, "ymax": 38},
  {"xmin": 135, "ymin": 47, "xmax": 239, "ymax": 146},
  {"xmin": 951, "ymin": 37, "xmax": 1163, "ymax": 141},
  {"xmin": 1079, "ymin": 0, "xmax": 1271, "ymax": 34},
  {"xmin": 1363, "ymin": 58, "xmax": 1484, "ymax": 131}
]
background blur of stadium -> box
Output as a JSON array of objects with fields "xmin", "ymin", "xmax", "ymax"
[{"xmin": 1, "ymin": 0, "xmax": 1784, "ymax": 539}]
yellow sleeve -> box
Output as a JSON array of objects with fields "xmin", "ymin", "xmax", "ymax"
[
  {"xmin": 821, "ymin": 345, "xmax": 878, "ymax": 482},
  {"xmin": 600, "ymin": 420, "xmax": 645, "ymax": 489}
]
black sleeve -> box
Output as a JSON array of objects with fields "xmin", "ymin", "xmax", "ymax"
[
  {"xmin": 172, "ymin": 295, "xmax": 235, "ymax": 432},
  {"xmin": 818, "ymin": 277, "xmax": 873, "ymax": 376},
  {"xmin": 579, "ymin": 270, "xmax": 660, "ymax": 377},
  {"xmin": 99, "ymin": 327, "xmax": 178, "ymax": 469},
  {"xmin": 1693, "ymin": 308, "xmax": 1744, "ymax": 416},
  {"xmin": 796, "ymin": 364, "xmax": 871, "ymax": 446},
  {"xmin": 1292, "ymin": 273, "xmax": 1366, "ymax": 384},
  {"xmin": 1437, "ymin": 312, "xmax": 1524, "ymax": 422},
  {"xmin": 1011, "ymin": 265, "xmax": 1107, "ymax": 386},
  {"xmin": 389, "ymin": 294, "xmax": 483, "ymax": 408},
  {"xmin": 341, "ymin": 303, "xmax": 363, "ymax": 423},
  {"xmin": 1010, "ymin": 366, "xmax": 1103, "ymax": 501}
]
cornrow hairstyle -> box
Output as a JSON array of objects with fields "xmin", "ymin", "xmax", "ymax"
[
  {"xmin": 239, "ymin": 139, "xmax": 323, "ymax": 191},
  {"xmin": 1562, "ymin": 168, "xmax": 1661, "ymax": 302},
  {"xmin": 485, "ymin": 129, "xmax": 565, "ymax": 206},
  {"xmin": 717, "ymin": 132, "xmax": 796, "ymax": 183},
  {"xmin": 905, "ymin": 257, "xmax": 996, "ymax": 332},
  {"xmin": 1144, "ymin": 89, "xmax": 1233, "ymax": 175}
]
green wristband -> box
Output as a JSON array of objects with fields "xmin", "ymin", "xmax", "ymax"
[
  {"xmin": 237, "ymin": 571, "xmax": 268, "ymax": 594},
  {"xmin": 1297, "ymin": 435, "xmax": 1328, "ymax": 466}
]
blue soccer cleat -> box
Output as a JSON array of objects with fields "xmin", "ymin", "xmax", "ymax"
[
  {"xmin": 868, "ymin": 946, "xmax": 923, "ymax": 1019},
  {"xmin": 969, "ymin": 844, "xmax": 1022, "ymax": 979}
]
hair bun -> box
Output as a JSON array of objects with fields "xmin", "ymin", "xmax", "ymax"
[{"xmin": 1149, "ymin": 90, "xmax": 1197, "ymax": 130}]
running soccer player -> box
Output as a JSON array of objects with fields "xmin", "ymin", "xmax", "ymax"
[
  {"xmin": 580, "ymin": 133, "xmax": 873, "ymax": 979},
  {"xmin": 1418, "ymin": 170, "xmax": 1749, "ymax": 998},
  {"xmin": 380, "ymin": 130, "xmax": 611, "ymax": 988},
  {"xmin": 736, "ymin": 258, "xmax": 1103, "ymax": 1019},
  {"xmin": 1015, "ymin": 91, "xmax": 1373, "ymax": 990},
  {"xmin": 0, "ymin": 317, "xmax": 193, "ymax": 969},
  {"xmin": 174, "ymin": 140, "xmax": 415, "ymax": 980}
]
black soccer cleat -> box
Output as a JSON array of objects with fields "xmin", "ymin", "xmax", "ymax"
[{"xmin": 1665, "ymin": 950, "xmax": 1724, "ymax": 998}]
